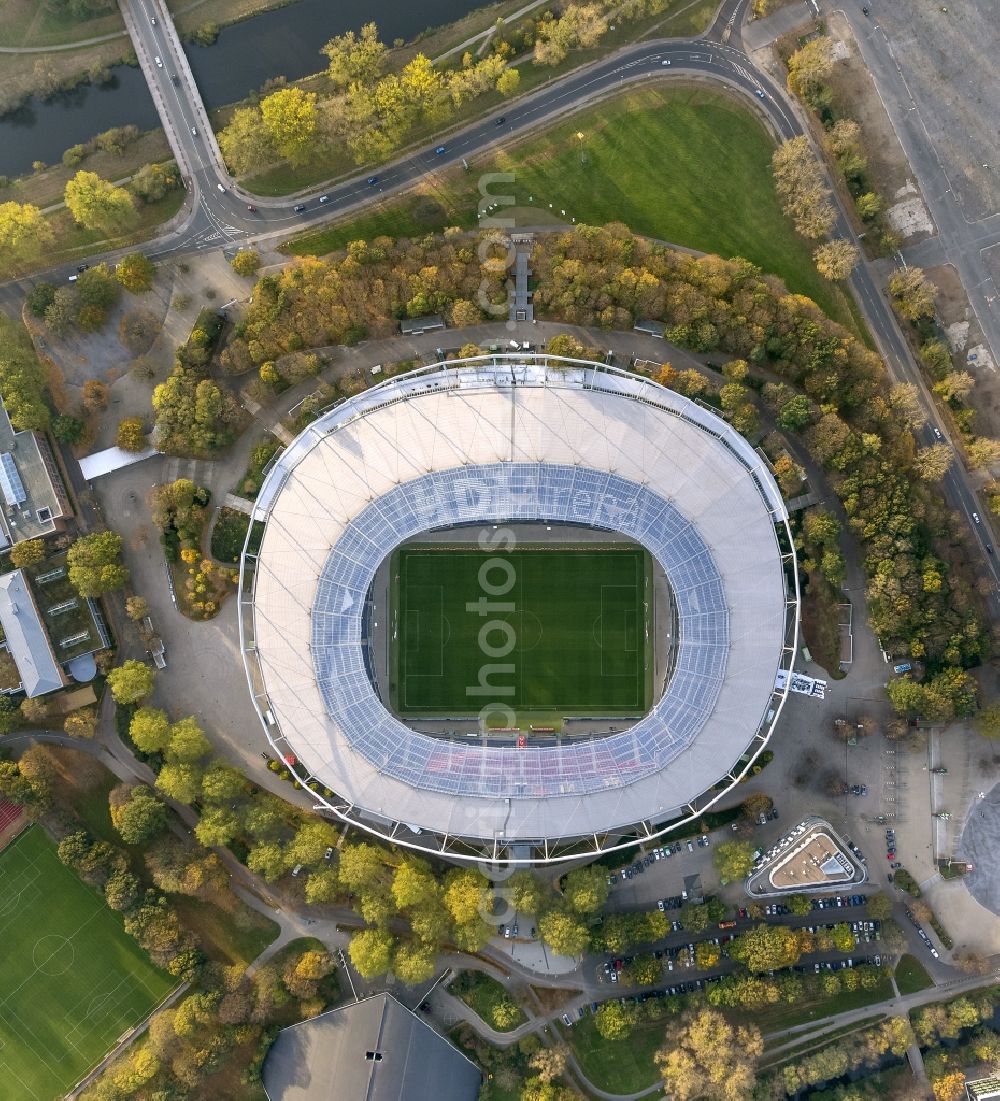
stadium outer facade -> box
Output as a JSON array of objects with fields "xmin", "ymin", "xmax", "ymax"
[{"xmin": 238, "ymin": 355, "xmax": 800, "ymax": 865}]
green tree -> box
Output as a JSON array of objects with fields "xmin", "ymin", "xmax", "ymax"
[
  {"xmin": 10, "ymin": 538, "xmax": 45, "ymax": 569},
  {"xmin": 786, "ymin": 893, "xmax": 812, "ymax": 916},
  {"xmin": 107, "ymin": 659, "xmax": 154, "ymax": 704},
  {"xmin": 247, "ymin": 840, "xmax": 289, "ymax": 881},
  {"xmin": 129, "ymin": 707, "xmax": 171, "ymax": 754},
  {"xmin": 508, "ymin": 870, "xmax": 547, "ymax": 914},
  {"xmin": 338, "ymin": 842, "xmax": 386, "ymax": 893},
  {"xmin": 109, "ymin": 784, "xmax": 167, "ymax": 844},
  {"xmin": 130, "ymin": 161, "xmax": 179, "ymax": 205},
  {"xmin": 695, "ymin": 941, "xmax": 721, "ymax": 969},
  {"xmin": 115, "ymin": 252, "xmax": 155, "ymax": 293},
  {"xmin": 562, "ymin": 865, "xmax": 609, "ymax": 914},
  {"xmin": 888, "ymin": 267, "xmax": 936, "ymax": 321},
  {"xmin": 218, "ymin": 106, "xmax": 274, "ymax": 175},
  {"xmin": 730, "ymin": 923, "xmax": 805, "ymax": 972},
  {"xmin": 538, "ymin": 908, "xmax": 589, "ymax": 957},
  {"xmin": 231, "ymin": 249, "xmax": 261, "ymax": 277},
  {"xmin": 321, "ymin": 22, "xmax": 387, "ymax": 89},
  {"xmin": 155, "ymin": 761, "xmax": 203, "ymax": 804},
  {"xmin": 67, "ymin": 530, "xmax": 128, "ymax": 596},
  {"xmin": 975, "ymin": 702, "xmax": 1000, "ymax": 738},
  {"xmin": 305, "ymin": 867, "xmax": 339, "ymax": 904},
  {"xmin": 64, "ymin": 170, "xmax": 137, "ymax": 234},
  {"xmin": 349, "ymin": 927, "xmax": 395, "ymax": 978},
  {"xmin": 594, "ymin": 999, "xmax": 638, "ymax": 1040},
  {"xmin": 392, "ymin": 938, "xmax": 437, "ymax": 984},
  {"xmin": 200, "ymin": 763, "xmax": 247, "ymax": 803},
  {"xmin": 288, "ymin": 820, "xmax": 339, "ymax": 867},
  {"xmin": 104, "ymin": 868, "xmax": 140, "ymax": 911},
  {"xmin": 443, "ymin": 866, "xmax": 491, "ymax": 925},
  {"xmin": 713, "ymin": 840, "xmax": 756, "ymax": 884},
  {"xmin": 0, "ymin": 201, "xmax": 54, "ymax": 267},
  {"xmin": 165, "ymin": 716, "xmax": 211, "ymax": 763},
  {"xmin": 193, "ymin": 806, "xmax": 240, "ymax": 848}
]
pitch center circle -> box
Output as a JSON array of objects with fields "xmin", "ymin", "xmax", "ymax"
[{"xmin": 33, "ymin": 934, "xmax": 75, "ymax": 976}]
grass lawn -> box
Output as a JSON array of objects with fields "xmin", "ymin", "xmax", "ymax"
[
  {"xmin": 745, "ymin": 975, "xmax": 896, "ymax": 1034},
  {"xmin": 391, "ymin": 543, "xmax": 652, "ymax": 717},
  {"xmin": 895, "ymin": 954, "xmax": 934, "ymax": 995},
  {"xmin": 171, "ymin": 896, "xmax": 280, "ymax": 969},
  {"xmin": 0, "ymin": 826, "xmax": 174, "ymax": 1101},
  {"xmin": 448, "ymin": 972, "xmax": 526, "ymax": 1033},
  {"xmin": 564, "ymin": 1013, "xmax": 666, "ymax": 1094},
  {"xmin": 284, "ymin": 85, "xmax": 859, "ymax": 334}
]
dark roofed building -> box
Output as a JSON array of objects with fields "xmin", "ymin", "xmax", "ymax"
[{"xmin": 262, "ymin": 993, "xmax": 481, "ymax": 1101}]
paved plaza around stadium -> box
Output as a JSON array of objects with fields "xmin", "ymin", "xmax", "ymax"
[
  {"xmin": 390, "ymin": 543, "xmax": 653, "ymax": 718},
  {"xmin": 0, "ymin": 828, "xmax": 173, "ymax": 1101}
]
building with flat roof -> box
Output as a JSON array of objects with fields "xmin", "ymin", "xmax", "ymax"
[
  {"xmin": 0, "ymin": 398, "xmax": 70, "ymax": 548},
  {"xmin": 240, "ymin": 356, "xmax": 799, "ymax": 864},
  {"xmin": 262, "ymin": 993, "xmax": 480, "ymax": 1101},
  {"xmin": 967, "ymin": 1075, "xmax": 1000, "ymax": 1100},
  {"xmin": 0, "ymin": 570, "xmax": 65, "ymax": 697}
]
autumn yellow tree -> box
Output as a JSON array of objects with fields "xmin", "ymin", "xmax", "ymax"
[
  {"xmin": 813, "ymin": 239, "xmax": 859, "ymax": 280},
  {"xmin": 0, "ymin": 201, "xmax": 54, "ymax": 267},
  {"xmin": 772, "ymin": 137, "xmax": 836, "ymax": 239},
  {"xmin": 656, "ymin": 1008, "xmax": 763, "ymax": 1100},
  {"xmin": 260, "ymin": 87, "xmax": 319, "ymax": 165},
  {"xmin": 888, "ymin": 266, "xmax": 936, "ymax": 320},
  {"xmin": 64, "ymin": 171, "xmax": 138, "ymax": 235},
  {"xmin": 787, "ymin": 35, "xmax": 834, "ymax": 106}
]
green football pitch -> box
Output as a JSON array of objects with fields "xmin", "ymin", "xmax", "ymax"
[
  {"xmin": 390, "ymin": 544, "xmax": 653, "ymax": 718},
  {"xmin": 0, "ymin": 827, "xmax": 174, "ymax": 1101}
]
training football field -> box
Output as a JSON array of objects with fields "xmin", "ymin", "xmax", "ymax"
[
  {"xmin": 0, "ymin": 827, "xmax": 174, "ymax": 1101},
  {"xmin": 390, "ymin": 544, "xmax": 653, "ymax": 718}
]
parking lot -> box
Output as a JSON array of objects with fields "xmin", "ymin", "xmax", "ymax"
[{"xmin": 606, "ymin": 833, "xmax": 714, "ymax": 909}]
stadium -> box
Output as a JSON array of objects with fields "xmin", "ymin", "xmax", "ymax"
[{"xmin": 239, "ymin": 355, "xmax": 799, "ymax": 864}]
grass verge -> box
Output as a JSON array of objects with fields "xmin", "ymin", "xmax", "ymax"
[
  {"xmin": 563, "ymin": 1013, "xmax": 664, "ymax": 1094},
  {"xmin": 895, "ymin": 953, "xmax": 933, "ymax": 995},
  {"xmin": 449, "ymin": 971, "xmax": 526, "ymax": 1033},
  {"xmin": 283, "ymin": 85, "xmax": 858, "ymax": 334},
  {"xmin": 171, "ymin": 896, "xmax": 280, "ymax": 968}
]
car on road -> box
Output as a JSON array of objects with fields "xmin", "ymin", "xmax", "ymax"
[
  {"xmin": 495, "ymin": 116, "xmax": 506, "ymax": 125},
  {"xmin": 319, "ymin": 195, "xmax": 330, "ymax": 204},
  {"xmin": 191, "ymin": 127, "xmax": 197, "ymax": 136},
  {"xmin": 755, "ymin": 88, "xmax": 766, "ymax": 98},
  {"xmin": 932, "ymin": 426, "xmax": 943, "ymax": 440},
  {"xmin": 294, "ymin": 204, "xmax": 306, "ymax": 213},
  {"xmin": 434, "ymin": 145, "xmax": 447, "ymax": 154},
  {"xmin": 217, "ymin": 183, "xmax": 226, "ymax": 193},
  {"xmin": 172, "ymin": 74, "xmax": 179, "ymax": 87},
  {"xmin": 931, "ymin": 767, "xmax": 948, "ymax": 774},
  {"xmin": 247, "ymin": 205, "xmax": 257, "ymax": 212},
  {"xmin": 150, "ymin": 15, "xmax": 156, "ymax": 23},
  {"xmin": 974, "ymin": 512, "xmax": 981, "ymax": 524},
  {"xmin": 154, "ymin": 55, "xmax": 163, "ymax": 67},
  {"xmin": 366, "ymin": 176, "xmax": 378, "ymax": 185},
  {"xmin": 77, "ymin": 263, "xmax": 89, "ymax": 273}
]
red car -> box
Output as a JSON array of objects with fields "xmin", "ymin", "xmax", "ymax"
[{"xmin": 887, "ymin": 851, "xmax": 896, "ymax": 859}]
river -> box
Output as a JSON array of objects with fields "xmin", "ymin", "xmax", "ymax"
[{"xmin": 0, "ymin": 0, "xmax": 486, "ymax": 178}]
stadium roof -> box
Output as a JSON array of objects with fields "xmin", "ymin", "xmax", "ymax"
[
  {"xmin": 262, "ymin": 993, "xmax": 480, "ymax": 1101},
  {"xmin": 243, "ymin": 357, "xmax": 795, "ymax": 855}
]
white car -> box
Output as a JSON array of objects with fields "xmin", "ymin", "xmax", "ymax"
[{"xmin": 154, "ymin": 55, "xmax": 163, "ymax": 68}]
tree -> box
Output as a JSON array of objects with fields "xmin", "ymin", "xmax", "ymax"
[
  {"xmin": 52, "ymin": 414, "xmax": 83, "ymax": 443},
  {"xmin": 64, "ymin": 707, "xmax": 97, "ymax": 737},
  {"xmin": 933, "ymin": 1072, "xmax": 967, "ymax": 1101},
  {"xmin": 0, "ymin": 696, "xmax": 18, "ymax": 736},
  {"xmin": 0, "ymin": 201, "xmax": 54, "ymax": 266},
  {"xmin": 288, "ymin": 820, "xmax": 339, "ymax": 868},
  {"xmin": 67, "ymin": 530, "xmax": 128, "ymax": 596},
  {"xmin": 496, "ymin": 67, "xmax": 520, "ymax": 97},
  {"xmin": 193, "ymin": 806, "xmax": 240, "ymax": 847},
  {"xmin": 856, "ymin": 191, "xmax": 881, "ymax": 220},
  {"xmin": 322, "ymin": 22, "xmax": 387, "ymax": 89},
  {"xmin": 952, "ymin": 949, "xmax": 990, "ymax": 975},
  {"xmin": 537, "ymin": 908, "xmax": 590, "ymax": 957},
  {"xmin": 562, "ymin": 865, "xmax": 609, "ymax": 914},
  {"xmin": 337, "ymin": 843, "xmax": 386, "ymax": 893},
  {"xmin": 165, "ymin": 716, "xmax": 211, "ymax": 763},
  {"xmin": 155, "ymin": 762, "xmax": 203, "ymax": 804},
  {"xmin": 64, "ymin": 170, "xmax": 137, "ymax": 235},
  {"xmin": 108, "ymin": 660, "xmax": 154, "ymax": 705},
  {"xmin": 109, "ymin": 784, "xmax": 167, "ymax": 844},
  {"xmin": 349, "ymin": 927, "xmax": 394, "ymax": 978},
  {"xmin": 772, "ymin": 136, "xmax": 836, "ymax": 239},
  {"xmin": 260, "ymin": 88, "xmax": 319, "ymax": 165},
  {"xmin": 933, "ymin": 371, "xmax": 974, "ymax": 402},
  {"xmin": 115, "ymin": 252, "xmax": 155, "ymax": 293},
  {"xmin": 130, "ymin": 161, "xmax": 178, "ymax": 205},
  {"xmin": 129, "ymin": 707, "xmax": 171, "ymax": 753},
  {"xmin": 713, "ymin": 840, "xmax": 756, "ymax": 884},
  {"xmin": 116, "ymin": 417, "xmax": 147, "ymax": 452},
  {"xmin": 393, "ymin": 938, "xmax": 437, "ymax": 984},
  {"xmin": 231, "ymin": 249, "xmax": 260, "ymax": 277},
  {"xmin": 10, "ymin": 538, "xmax": 45, "ymax": 569},
  {"xmin": 594, "ymin": 999, "xmax": 638, "ymax": 1040},
  {"xmin": 741, "ymin": 792, "xmax": 773, "ymax": 820},
  {"xmin": 966, "ymin": 437, "xmax": 1000, "ymax": 470},
  {"xmin": 915, "ymin": 444, "xmax": 952, "ymax": 482},
  {"xmin": 695, "ymin": 941, "xmax": 721, "ymax": 969},
  {"xmin": 305, "ymin": 867, "xmax": 339, "ymax": 905},
  {"xmin": 200, "ymin": 763, "xmax": 246, "ymax": 803},
  {"xmin": 656, "ymin": 1008, "xmax": 763, "ymax": 1101},
  {"xmin": 731, "ymin": 923, "xmax": 806, "ymax": 972},
  {"xmin": 247, "ymin": 840, "xmax": 289, "ymax": 881},
  {"xmin": 814, "ymin": 239, "xmax": 859, "ymax": 281},
  {"xmin": 888, "ymin": 267, "xmax": 936, "ymax": 321},
  {"xmin": 786, "ymin": 36, "xmax": 834, "ymax": 105},
  {"xmin": 218, "ymin": 106, "xmax": 274, "ymax": 175},
  {"xmin": 508, "ymin": 870, "xmax": 547, "ymax": 914},
  {"xmin": 787, "ymin": 893, "xmax": 812, "ymax": 916},
  {"xmin": 105, "ymin": 868, "xmax": 140, "ymax": 911},
  {"xmin": 125, "ymin": 595, "xmax": 150, "ymax": 621}
]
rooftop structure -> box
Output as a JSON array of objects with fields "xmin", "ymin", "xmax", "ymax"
[
  {"xmin": 240, "ymin": 356, "xmax": 798, "ymax": 863},
  {"xmin": 967, "ymin": 1075, "xmax": 1000, "ymax": 1100},
  {"xmin": 747, "ymin": 817, "xmax": 867, "ymax": 896},
  {"xmin": 0, "ymin": 570, "xmax": 65, "ymax": 697},
  {"xmin": 262, "ymin": 993, "xmax": 480, "ymax": 1101},
  {"xmin": 0, "ymin": 398, "xmax": 70, "ymax": 547},
  {"xmin": 398, "ymin": 314, "xmax": 445, "ymax": 335}
]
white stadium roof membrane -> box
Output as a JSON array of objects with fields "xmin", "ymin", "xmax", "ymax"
[{"xmin": 240, "ymin": 357, "xmax": 798, "ymax": 863}]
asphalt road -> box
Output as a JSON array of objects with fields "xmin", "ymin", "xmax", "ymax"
[{"xmin": 10, "ymin": 0, "xmax": 998, "ymax": 603}]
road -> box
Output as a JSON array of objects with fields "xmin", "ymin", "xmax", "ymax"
[{"xmin": 0, "ymin": 0, "xmax": 953, "ymax": 604}]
